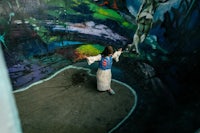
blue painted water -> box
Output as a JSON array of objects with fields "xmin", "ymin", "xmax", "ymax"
[{"xmin": 48, "ymin": 41, "xmax": 83, "ymax": 52}]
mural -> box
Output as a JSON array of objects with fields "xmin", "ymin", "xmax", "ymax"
[{"xmin": 0, "ymin": 0, "xmax": 200, "ymax": 133}]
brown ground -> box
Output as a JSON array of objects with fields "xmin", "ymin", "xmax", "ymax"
[{"xmin": 14, "ymin": 67, "xmax": 135, "ymax": 133}]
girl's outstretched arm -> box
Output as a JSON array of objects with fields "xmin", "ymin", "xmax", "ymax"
[
  {"xmin": 85, "ymin": 54, "xmax": 101, "ymax": 65},
  {"xmin": 112, "ymin": 48, "xmax": 122, "ymax": 62}
]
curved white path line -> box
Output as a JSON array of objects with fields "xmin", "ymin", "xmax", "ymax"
[
  {"xmin": 195, "ymin": 128, "xmax": 200, "ymax": 133},
  {"xmin": 13, "ymin": 65, "xmax": 137, "ymax": 133},
  {"xmin": 108, "ymin": 79, "xmax": 137, "ymax": 133}
]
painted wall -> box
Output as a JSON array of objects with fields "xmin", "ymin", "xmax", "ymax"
[
  {"xmin": 0, "ymin": 0, "xmax": 200, "ymax": 132},
  {"xmin": 2, "ymin": 0, "xmax": 198, "ymax": 91}
]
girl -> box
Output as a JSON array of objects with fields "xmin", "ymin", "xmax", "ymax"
[{"xmin": 85, "ymin": 46, "xmax": 122, "ymax": 95}]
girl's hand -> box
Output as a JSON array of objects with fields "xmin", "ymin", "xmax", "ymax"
[
  {"xmin": 82, "ymin": 55, "xmax": 88, "ymax": 59},
  {"xmin": 118, "ymin": 48, "xmax": 122, "ymax": 52}
]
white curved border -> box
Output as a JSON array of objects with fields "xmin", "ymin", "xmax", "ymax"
[
  {"xmin": 13, "ymin": 65, "xmax": 137, "ymax": 133},
  {"xmin": 108, "ymin": 79, "xmax": 137, "ymax": 133}
]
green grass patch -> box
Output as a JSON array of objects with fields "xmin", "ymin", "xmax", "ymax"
[{"xmin": 76, "ymin": 44, "xmax": 104, "ymax": 56}]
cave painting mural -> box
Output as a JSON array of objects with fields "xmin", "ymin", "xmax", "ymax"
[
  {"xmin": 0, "ymin": 0, "xmax": 200, "ymax": 133},
  {"xmin": 126, "ymin": 0, "xmax": 169, "ymax": 54}
]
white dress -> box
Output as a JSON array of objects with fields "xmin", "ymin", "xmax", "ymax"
[{"xmin": 86, "ymin": 51, "xmax": 122, "ymax": 91}]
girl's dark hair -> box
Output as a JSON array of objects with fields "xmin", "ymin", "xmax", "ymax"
[{"xmin": 101, "ymin": 46, "xmax": 114, "ymax": 57}]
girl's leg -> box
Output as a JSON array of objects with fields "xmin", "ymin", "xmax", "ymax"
[{"xmin": 107, "ymin": 88, "xmax": 115, "ymax": 95}]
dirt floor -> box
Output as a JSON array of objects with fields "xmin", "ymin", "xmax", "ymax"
[{"xmin": 14, "ymin": 66, "xmax": 136, "ymax": 133}]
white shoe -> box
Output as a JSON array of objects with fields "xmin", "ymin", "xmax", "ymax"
[{"xmin": 108, "ymin": 89, "xmax": 115, "ymax": 95}]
